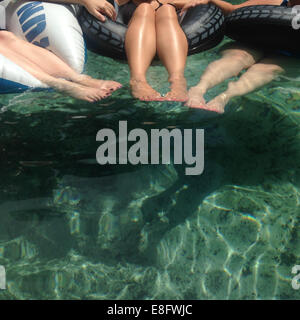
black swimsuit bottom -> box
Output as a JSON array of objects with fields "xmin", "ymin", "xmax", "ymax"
[
  {"xmin": 123, "ymin": 0, "xmax": 180, "ymax": 24},
  {"xmin": 280, "ymin": 0, "xmax": 289, "ymax": 6},
  {"xmin": 154, "ymin": 0, "xmax": 177, "ymax": 11}
]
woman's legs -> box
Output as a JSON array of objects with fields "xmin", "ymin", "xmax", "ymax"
[
  {"xmin": 155, "ymin": 4, "xmax": 188, "ymax": 101},
  {"xmin": 1, "ymin": 46, "xmax": 105, "ymax": 101},
  {"xmin": 125, "ymin": 3, "xmax": 162, "ymax": 101},
  {"xmin": 0, "ymin": 31, "xmax": 121, "ymax": 99},
  {"xmin": 186, "ymin": 46, "xmax": 263, "ymax": 108},
  {"xmin": 205, "ymin": 58, "xmax": 284, "ymax": 113}
]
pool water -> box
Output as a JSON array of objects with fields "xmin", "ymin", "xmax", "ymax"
[{"xmin": 0, "ymin": 37, "xmax": 300, "ymax": 299}]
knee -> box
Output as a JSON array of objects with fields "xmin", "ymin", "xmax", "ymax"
[
  {"xmin": 156, "ymin": 4, "xmax": 177, "ymax": 18},
  {"xmin": 224, "ymin": 50, "xmax": 257, "ymax": 68},
  {"xmin": 0, "ymin": 31, "xmax": 17, "ymax": 42},
  {"xmin": 227, "ymin": 81, "xmax": 238, "ymax": 91},
  {"xmin": 250, "ymin": 63, "xmax": 284, "ymax": 75},
  {"xmin": 135, "ymin": 3, "xmax": 155, "ymax": 17}
]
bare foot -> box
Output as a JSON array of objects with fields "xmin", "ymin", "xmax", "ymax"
[
  {"xmin": 75, "ymin": 75, "xmax": 122, "ymax": 93},
  {"xmin": 45, "ymin": 78, "xmax": 110, "ymax": 102},
  {"xmin": 164, "ymin": 78, "xmax": 188, "ymax": 102},
  {"xmin": 68, "ymin": 85, "xmax": 110, "ymax": 102},
  {"xmin": 130, "ymin": 79, "xmax": 163, "ymax": 101},
  {"xmin": 185, "ymin": 86, "xmax": 206, "ymax": 108},
  {"xmin": 205, "ymin": 93, "xmax": 229, "ymax": 113}
]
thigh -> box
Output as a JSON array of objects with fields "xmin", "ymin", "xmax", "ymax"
[
  {"xmin": 263, "ymin": 54, "xmax": 300, "ymax": 79},
  {"xmin": 127, "ymin": 1, "xmax": 155, "ymax": 26},
  {"xmin": 220, "ymin": 41, "xmax": 264, "ymax": 64},
  {"xmin": 132, "ymin": 0, "xmax": 159, "ymax": 10}
]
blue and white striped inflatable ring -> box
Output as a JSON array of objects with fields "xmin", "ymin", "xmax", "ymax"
[{"xmin": 0, "ymin": 1, "xmax": 86, "ymax": 94}]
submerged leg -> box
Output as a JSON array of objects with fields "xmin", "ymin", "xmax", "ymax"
[
  {"xmin": 125, "ymin": 3, "xmax": 162, "ymax": 101},
  {"xmin": 186, "ymin": 46, "xmax": 263, "ymax": 108},
  {"xmin": 155, "ymin": 4, "xmax": 188, "ymax": 101},
  {"xmin": 206, "ymin": 59, "xmax": 284, "ymax": 113}
]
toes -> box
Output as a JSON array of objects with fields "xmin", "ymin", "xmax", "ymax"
[
  {"xmin": 185, "ymin": 99, "xmax": 193, "ymax": 107},
  {"xmin": 86, "ymin": 96, "xmax": 95, "ymax": 103},
  {"xmin": 103, "ymin": 91, "xmax": 111, "ymax": 97},
  {"xmin": 112, "ymin": 82, "xmax": 122, "ymax": 89},
  {"xmin": 188, "ymin": 104, "xmax": 222, "ymax": 113},
  {"xmin": 101, "ymin": 81, "xmax": 122, "ymax": 91},
  {"xmin": 186, "ymin": 97, "xmax": 206, "ymax": 108},
  {"xmin": 140, "ymin": 95, "xmax": 150, "ymax": 101},
  {"xmin": 98, "ymin": 90, "xmax": 111, "ymax": 99},
  {"xmin": 93, "ymin": 93, "xmax": 102, "ymax": 100},
  {"xmin": 164, "ymin": 91, "xmax": 188, "ymax": 102},
  {"xmin": 206, "ymin": 106, "xmax": 224, "ymax": 113},
  {"xmin": 93, "ymin": 95, "xmax": 100, "ymax": 101},
  {"xmin": 140, "ymin": 94, "xmax": 163, "ymax": 101},
  {"xmin": 140, "ymin": 96, "xmax": 156, "ymax": 101}
]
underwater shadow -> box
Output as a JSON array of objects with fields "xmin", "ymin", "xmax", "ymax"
[
  {"xmin": 133, "ymin": 96, "xmax": 300, "ymax": 265},
  {"xmin": 1, "ymin": 96, "xmax": 300, "ymax": 265}
]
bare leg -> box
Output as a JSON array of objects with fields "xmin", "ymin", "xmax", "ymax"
[
  {"xmin": 0, "ymin": 33, "xmax": 108, "ymax": 102},
  {"xmin": 186, "ymin": 46, "xmax": 263, "ymax": 108},
  {"xmin": 125, "ymin": 3, "xmax": 162, "ymax": 101},
  {"xmin": 155, "ymin": 4, "xmax": 188, "ymax": 101},
  {"xmin": 206, "ymin": 59, "xmax": 284, "ymax": 113},
  {"xmin": 0, "ymin": 31, "xmax": 121, "ymax": 93}
]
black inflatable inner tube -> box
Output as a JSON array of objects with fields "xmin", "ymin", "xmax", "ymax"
[
  {"xmin": 78, "ymin": 2, "xmax": 225, "ymax": 60},
  {"xmin": 226, "ymin": 5, "xmax": 300, "ymax": 53}
]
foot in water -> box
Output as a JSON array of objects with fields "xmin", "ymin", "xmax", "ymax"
[
  {"xmin": 47, "ymin": 78, "xmax": 111, "ymax": 102},
  {"xmin": 164, "ymin": 77, "xmax": 188, "ymax": 102},
  {"xmin": 69, "ymin": 85, "xmax": 110, "ymax": 102},
  {"xmin": 74, "ymin": 75, "xmax": 122, "ymax": 93},
  {"xmin": 205, "ymin": 93, "xmax": 229, "ymax": 114},
  {"xmin": 130, "ymin": 79, "xmax": 163, "ymax": 101},
  {"xmin": 73, "ymin": 75, "xmax": 122, "ymax": 92},
  {"xmin": 185, "ymin": 86, "xmax": 206, "ymax": 108}
]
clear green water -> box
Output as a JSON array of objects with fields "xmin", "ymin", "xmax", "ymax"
[{"xmin": 0, "ymin": 38, "xmax": 300, "ymax": 300}]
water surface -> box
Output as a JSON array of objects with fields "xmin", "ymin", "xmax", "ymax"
[{"xmin": 0, "ymin": 38, "xmax": 300, "ymax": 299}]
